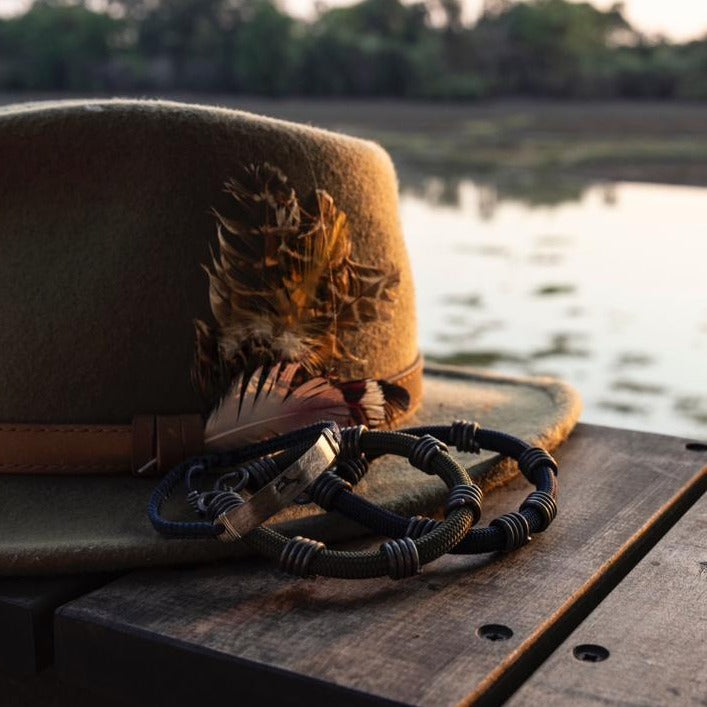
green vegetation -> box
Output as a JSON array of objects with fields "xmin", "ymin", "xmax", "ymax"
[{"xmin": 1, "ymin": 0, "xmax": 706, "ymax": 99}]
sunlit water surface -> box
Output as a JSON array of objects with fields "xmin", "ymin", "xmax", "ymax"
[{"xmin": 401, "ymin": 179, "xmax": 707, "ymax": 440}]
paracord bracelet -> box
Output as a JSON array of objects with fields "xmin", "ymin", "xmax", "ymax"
[
  {"xmin": 326, "ymin": 420, "xmax": 559, "ymax": 554},
  {"xmin": 233, "ymin": 420, "xmax": 558, "ymax": 555},
  {"xmin": 148, "ymin": 421, "xmax": 339, "ymax": 539},
  {"xmin": 149, "ymin": 426, "xmax": 482, "ymax": 579}
]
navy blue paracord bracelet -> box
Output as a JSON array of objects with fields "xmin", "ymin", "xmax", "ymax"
[
  {"xmin": 147, "ymin": 421, "xmax": 338, "ymax": 538},
  {"xmin": 325, "ymin": 421, "xmax": 559, "ymax": 554}
]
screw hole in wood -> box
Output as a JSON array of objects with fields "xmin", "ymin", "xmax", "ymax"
[
  {"xmin": 685, "ymin": 442, "xmax": 707, "ymax": 452},
  {"xmin": 477, "ymin": 624, "xmax": 513, "ymax": 641},
  {"xmin": 573, "ymin": 644, "xmax": 610, "ymax": 662}
]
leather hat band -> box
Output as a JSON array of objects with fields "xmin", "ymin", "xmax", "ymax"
[{"xmin": 0, "ymin": 356, "xmax": 423, "ymax": 477}]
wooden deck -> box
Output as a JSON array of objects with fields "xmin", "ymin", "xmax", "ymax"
[{"xmin": 1, "ymin": 423, "xmax": 705, "ymax": 706}]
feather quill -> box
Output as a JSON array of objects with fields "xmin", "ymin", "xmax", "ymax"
[{"xmin": 205, "ymin": 363, "xmax": 396, "ymax": 451}]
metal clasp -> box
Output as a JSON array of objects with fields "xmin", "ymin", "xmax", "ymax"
[{"xmin": 217, "ymin": 427, "xmax": 340, "ymax": 541}]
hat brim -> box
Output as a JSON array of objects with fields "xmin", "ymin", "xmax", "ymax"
[{"xmin": 0, "ymin": 364, "xmax": 581, "ymax": 575}]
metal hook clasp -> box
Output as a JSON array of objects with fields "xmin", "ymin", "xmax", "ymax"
[{"xmin": 217, "ymin": 426, "xmax": 340, "ymax": 541}]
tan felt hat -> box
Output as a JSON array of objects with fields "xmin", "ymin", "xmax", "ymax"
[{"xmin": 0, "ymin": 99, "xmax": 581, "ymax": 575}]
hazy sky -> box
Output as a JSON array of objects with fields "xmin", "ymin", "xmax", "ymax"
[
  {"xmin": 0, "ymin": 0, "xmax": 705, "ymax": 42},
  {"xmin": 283, "ymin": 0, "xmax": 707, "ymax": 41}
]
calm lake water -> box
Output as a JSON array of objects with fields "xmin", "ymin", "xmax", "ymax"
[{"xmin": 401, "ymin": 177, "xmax": 707, "ymax": 441}]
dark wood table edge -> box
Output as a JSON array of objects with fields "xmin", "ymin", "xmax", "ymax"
[
  {"xmin": 473, "ymin": 459, "xmax": 707, "ymax": 706},
  {"xmin": 55, "ymin": 611, "xmax": 408, "ymax": 707},
  {"xmin": 0, "ymin": 573, "xmax": 118, "ymax": 675}
]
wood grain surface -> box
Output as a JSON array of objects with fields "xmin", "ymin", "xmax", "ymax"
[
  {"xmin": 509, "ymin": 491, "xmax": 707, "ymax": 706},
  {"xmin": 54, "ymin": 424, "xmax": 707, "ymax": 706}
]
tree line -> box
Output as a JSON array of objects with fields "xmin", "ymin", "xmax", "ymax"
[{"xmin": 1, "ymin": 0, "xmax": 705, "ymax": 99}]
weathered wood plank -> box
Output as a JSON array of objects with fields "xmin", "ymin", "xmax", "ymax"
[
  {"xmin": 54, "ymin": 424, "xmax": 707, "ymax": 706},
  {"xmin": 509, "ymin": 492, "xmax": 707, "ymax": 707},
  {"xmin": 0, "ymin": 574, "xmax": 112, "ymax": 675}
]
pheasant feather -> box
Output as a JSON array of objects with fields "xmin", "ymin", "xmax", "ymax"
[
  {"xmin": 193, "ymin": 163, "xmax": 407, "ymax": 432},
  {"xmin": 204, "ymin": 364, "xmax": 402, "ymax": 450}
]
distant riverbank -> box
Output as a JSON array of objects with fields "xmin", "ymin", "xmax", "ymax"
[{"xmin": 3, "ymin": 96, "xmax": 707, "ymax": 188}]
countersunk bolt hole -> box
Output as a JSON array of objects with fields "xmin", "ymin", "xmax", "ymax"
[
  {"xmin": 573, "ymin": 644, "xmax": 610, "ymax": 662},
  {"xmin": 685, "ymin": 442, "xmax": 707, "ymax": 452},
  {"xmin": 477, "ymin": 624, "xmax": 513, "ymax": 641}
]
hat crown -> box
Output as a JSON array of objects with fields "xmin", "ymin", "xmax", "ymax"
[{"xmin": 0, "ymin": 100, "xmax": 417, "ymax": 423}]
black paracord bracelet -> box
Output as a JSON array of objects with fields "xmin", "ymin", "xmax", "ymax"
[
  {"xmin": 148, "ymin": 425, "xmax": 482, "ymax": 579},
  {"xmin": 233, "ymin": 420, "xmax": 559, "ymax": 556},
  {"xmin": 327, "ymin": 420, "xmax": 559, "ymax": 554}
]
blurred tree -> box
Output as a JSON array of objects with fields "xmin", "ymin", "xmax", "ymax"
[
  {"xmin": 0, "ymin": 0, "xmax": 118, "ymax": 89},
  {"xmin": 0, "ymin": 0, "xmax": 705, "ymax": 100},
  {"xmin": 470, "ymin": 0, "xmax": 633, "ymax": 96},
  {"xmin": 299, "ymin": 0, "xmax": 451, "ymax": 96},
  {"xmin": 231, "ymin": 0, "xmax": 300, "ymax": 94},
  {"xmin": 133, "ymin": 0, "xmax": 239, "ymax": 89}
]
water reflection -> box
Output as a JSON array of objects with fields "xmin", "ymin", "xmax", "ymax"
[
  {"xmin": 396, "ymin": 164, "xmax": 596, "ymax": 218},
  {"xmin": 530, "ymin": 333, "xmax": 590, "ymax": 360},
  {"xmin": 401, "ymin": 177, "xmax": 707, "ymax": 439},
  {"xmin": 532, "ymin": 284, "xmax": 576, "ymax": 297}
]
